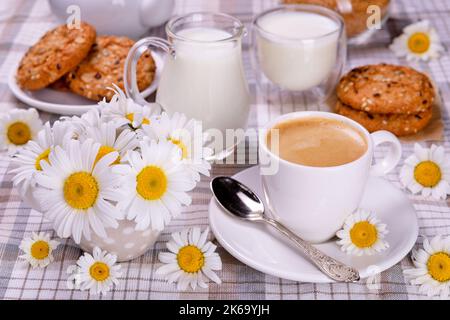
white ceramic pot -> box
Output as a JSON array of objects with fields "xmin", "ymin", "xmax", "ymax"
[
  {"xmin": 19, "ymin": 186, "xmax": 160, "ymax": 262},
  {"xmin": 48, "ymin": 0, "xmax": 175, "ymax": 39},
  {"xmin": 78, "ymin": 220, "xmax": 160, "ymax": 262},
  {"xmin": 18, "ymin": 183, "xmax": 44, "ymax": 212}
]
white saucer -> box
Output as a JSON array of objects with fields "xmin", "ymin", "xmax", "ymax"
[
  {"xmin": 209, "ymin": 166, "xmax": 419, "ymax": 283},
  {"xmin": 8, "ymin": 52, "xmax": 164, "ymax": 116}
]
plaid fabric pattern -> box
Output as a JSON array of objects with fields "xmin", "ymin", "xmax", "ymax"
[{"xmin": 0, "ymin": 0, "xmax": 449, "ymax": 300}]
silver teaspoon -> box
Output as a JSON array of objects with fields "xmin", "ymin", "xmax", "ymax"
[{"xmin": 210, "ymin": 176, "xmax": 360, "ymax": 283}]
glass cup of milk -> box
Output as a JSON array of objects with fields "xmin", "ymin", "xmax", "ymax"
[
  {"xmin": 252, "ymin": 5, "xmax": 346, "ymax": 103},
  {"xmin": 124, "ymin": 12, "xmax": 250, "ymax": 159}
]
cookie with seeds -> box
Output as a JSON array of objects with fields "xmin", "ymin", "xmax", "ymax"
[
  {"xmin": 337, "ymin": 64, "xmax": 435, "ymax": 114},
  {"xmin": 16, "ymin": 22, "xmax": 96, "ymax": 90},
  {"xmin": 336, "ymin": 100, "xmax": 432, "ymax": 136},
  {"xmin": 49, "ymin": 76, "xmax": 70, "ymax": 92},
  {"xmin": 66, "ymin": 36, "xmax": 156, "ymax": 102},
  {"xmin": 282, "ymin": 0, "xmax": 390, "ymax": 37}
]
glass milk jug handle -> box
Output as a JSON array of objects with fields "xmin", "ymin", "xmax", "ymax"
[{"xmin": 124, "ymin": 37, "xmax": 174, "ymax": 111}]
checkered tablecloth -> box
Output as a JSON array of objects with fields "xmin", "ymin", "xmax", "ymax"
[{"xmin": 1, "ymin": 0, "xmax": 450, "ymax": 300}]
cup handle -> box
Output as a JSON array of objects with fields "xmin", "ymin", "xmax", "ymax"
[
  {"xmin": 370, "ymin": 130, "xmax": 402, "ymax": 177},
  {"xmin": 124, "ymin": 37, "xmax": 173, "ymax": 110}
]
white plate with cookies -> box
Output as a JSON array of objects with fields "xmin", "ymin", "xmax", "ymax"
[
  {"xmin": 8, "ymin": 51, "xmax": 163, "ymax": 116},
  {"xmin": 8, "ymin": 22, "xmax": 163, "ymax": 116}
]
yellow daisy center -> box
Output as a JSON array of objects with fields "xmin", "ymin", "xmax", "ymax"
[
  {"xmin": 349, "ymin": 221, "xmax": 378, "ymax": 248},
  {"xmin": 177, "ymin": 245, "xmax": 205, "ymax": 273},
  {"xmin": 408, "ymin": 32, "xmax": 431, "ymax": 54},
  {"xmin": 7, "ymin": 121, "xmax": 32, "ymax": 145},
  {"xmin": 30, "ymin": 240, "xmax": 50, "ymax": 260},
  {"xmin": 95, "ymin": 145, "xmax": 120, "ymax": 165},
  {"xmin": 136, "ymin": 166, "xmax": 167, "ymax": 200},
  {"xmin": 427, "ymin": 252, "xmax": 450, "ymax": 283},
  {"xmin": 89, "ymin": 262, "xmax": 110, "ymax": 281},
  {"xmin": 63, "ymin": 172, "xmax": 99, "ymax": 210},
  {"xmin": 35, "ymin": 148, "xmax": 51, "ymax": 171},
  {"xmin": 168, "ymin": 137, "xmax": 188, "ymax": 159},
  {"xmin": 126, "ymin": 113, "xmax": 150, "ymax": 125},
  {"xmin": 414, "ymin": 161, "xmax": 442, "ymax": 188}
]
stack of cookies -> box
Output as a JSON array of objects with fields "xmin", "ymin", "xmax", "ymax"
[
  {"xmin": 282, "ymin": 0, "xmax": 390, "ymax": 38},
  {"xmin": 335, "ymin": 64, "xmax": 435, "ymax": 136},
  {"xmin": 16, "ymin": 22, "xmax": 156, "ymax": 102}
]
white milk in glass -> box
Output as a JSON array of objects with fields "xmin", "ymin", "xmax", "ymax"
[
  {"xmin": 156, "ymin": 27, "xmax": 250, "ymax": 134},
  {"xmin": 257, "ymin": 11, "xmax": 339, "ymax": 91}
]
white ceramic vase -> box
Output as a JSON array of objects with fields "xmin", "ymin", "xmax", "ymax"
[
  {"xmin": 78, "ymin": 220, "xmax": 160, "ymax": 262},
  {"xmin": 18, "ymin": 185, "xmax": 160, "ymax": 262}
]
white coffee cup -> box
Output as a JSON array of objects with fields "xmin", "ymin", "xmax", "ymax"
[{"xmin": 259, "ymin": 111, "xmax": 402, "ymax": 243}]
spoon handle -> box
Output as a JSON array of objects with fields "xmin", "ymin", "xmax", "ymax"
[{"xmin": 263, "ymin": 217, "xmax": 360, "ymax": 282}]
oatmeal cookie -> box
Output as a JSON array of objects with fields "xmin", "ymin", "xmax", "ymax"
[
  {"xmin": 337, "ymin": 64, "xmax": 435, "ymax": 115},
  {"xmin": 16, "ymin": 22, "xmax": 96, "ymax": 90},
  {"xmin": 49, "ymin": 76, "xmax": 70, "ymax": 92},
  {"xmin": 335, "ymin": 100, "xmax": 432, "ymax": 136},
  {"xmin": 66, "ymin": 36, "xmax": 156, "ymax": 102},
  {"xmin": 282, "ymin": 0, "xmax": 390, "ymax": 37}
]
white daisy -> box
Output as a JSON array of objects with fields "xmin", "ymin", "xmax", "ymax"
[
  {"xmin": 80, "ymin": 120, "xmax": 138, "ymax": 165},
  {"xmin": 365, "ymin": 265, "xmax": 382, "ymax": 291},
  {"xmin": 142, "ymin": 112, "xmax": 212, "ymax": 182},
  {"xmin": 404, "ymin": 235, "xmax": 450, "ymax": 299},
  {"xmin": 156, "ymin": 227, "xmax": 222, "ymax": 291},
  {"xmin": 66, "ymin": 265, "xmax": 82, "ymax": 290},
  {"xmin": 10, "ymin": 120, "xmax": 74, "ymax": 194},
  {"xmin": 67, "ymin": 246, "xmax": 122, "ymax": 295},
  {"xmin": 390, "ymin": 20, "xmax": 444, "ymax": 61},
  {"xmin": 19, "ymin": 232, "xmax": 59, "ymax": 268},
  {"xmin": 33, "ymin": 138, "xmax": 125, "ymax": 244},
  {"xmin": 63, "ymin": 108, "xmax": 103, "ymax": 139},
  {"xmin": 100, "ymin": 86, "xmax": 159, "ymax": 131},
  {"xmin": 336, "ymin": 209, "xmax": 389, "ymax": 256},
  {"xmin": 113, "ymin": 140, "xmax": 196, "ymax": 231},
  {"xmin": 400, "ymin": 143, "xmax": 450, "ymax": 200},
  {"xmin": 0, "ymin": 108, "xmax": 42, "ymax": 155}
]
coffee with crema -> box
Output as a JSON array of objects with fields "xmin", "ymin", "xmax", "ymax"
[{"xmin": 266, "ymin": 117, "xmax": 367, "ymax": 167}]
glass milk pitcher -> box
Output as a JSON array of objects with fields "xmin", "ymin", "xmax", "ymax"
[{"xmin": 124, "ymin": 12, "xmax": 251, "ymax": 157}]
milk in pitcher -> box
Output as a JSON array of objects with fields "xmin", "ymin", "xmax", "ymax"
[{"xmin": 156, "ymin": 27, "xmax": 250, "ymax": 133}]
